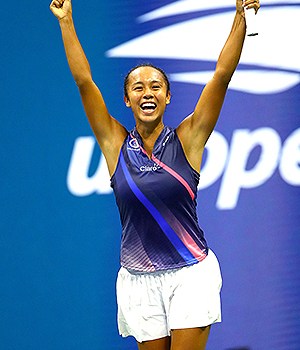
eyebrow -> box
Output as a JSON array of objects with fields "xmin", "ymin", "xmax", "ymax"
[{"xmin": 131, "ymin": 80, "xmax": 163, "ymax": 86}]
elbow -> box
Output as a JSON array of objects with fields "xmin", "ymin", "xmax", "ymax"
[
  {"xmin": 74, "ymin": 73, "xmax": 93, "ymax": 89},
  {"xmin": 72, "ymin": 65, "xmax": 93, "ymax": 88},
  {"xmin": 214, "ymin": 67, "xmax": 232, "ymax": 87}
]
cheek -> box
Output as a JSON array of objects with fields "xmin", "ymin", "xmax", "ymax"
[
  {"xmin": 126, "ymin": 96, "xmax": 140, "ymax": 109},
  {"xmin": 158, "ymin": 92, "xmax": 169, "ymax": 104}
]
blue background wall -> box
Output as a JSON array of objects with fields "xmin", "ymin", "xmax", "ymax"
[{"xmin": 1, "ymin": 1, "xmax": 299, "ymax": 349}]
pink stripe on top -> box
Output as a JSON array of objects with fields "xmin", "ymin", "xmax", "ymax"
[{"xmin": 151, "ymin": 154, "xmax": 195, "ymax": 201}]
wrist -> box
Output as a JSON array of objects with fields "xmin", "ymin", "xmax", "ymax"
[
  {"xmin": 235, "ymin": 9, "xmax": 246, "ymax": 24},
  {"xmin": 58, "ymin": 14, "xmax": 73, "ymax": 26}
]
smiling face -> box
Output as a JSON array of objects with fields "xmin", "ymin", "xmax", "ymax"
[{"xmin": 124, "ymin": 66, "xmax": 171, "ymax": 126}]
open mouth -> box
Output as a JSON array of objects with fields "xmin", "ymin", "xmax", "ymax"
[{"xmin": 140, "ymin": 102, "xmax": 157, "ymax": 112}]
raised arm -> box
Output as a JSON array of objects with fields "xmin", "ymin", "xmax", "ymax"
[
  {"xmin": 177, "ymin": 0, "xmax": 260, "ymax": 172},
  {"xmin": 50, "ymin": 0, "xmax": 127, "ymax": 175}
]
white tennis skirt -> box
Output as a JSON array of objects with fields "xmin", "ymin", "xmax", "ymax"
[{"xmin": 116, "ymin": 249, "xmax": 222, "ymax": 343}]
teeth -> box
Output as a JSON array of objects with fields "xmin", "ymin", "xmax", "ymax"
[{"xmin": 141, "ymin": 103, "xmax": 156, "ymax": 110}]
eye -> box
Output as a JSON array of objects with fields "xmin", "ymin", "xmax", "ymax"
[
  {"xmin": 133, "ymin": 86, "xmax": 143, "ymax": 91},
  {"xmin": 152, "ymin": 85, "xmax": 160, "ymax": 90}
]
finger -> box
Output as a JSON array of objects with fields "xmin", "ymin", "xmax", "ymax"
[
  {"xmin": 50, "ymin": 0, "xmax": 63, "ymax": 9},
  {"xmin": 243, "ymin": 0, "xmax": 260, "ymax": 11},
  {"xmin": 50, "ymin": 1, "xmax": 59, "ymax": 8},
  {"xmin": 254, "ymin": 0, "xmax": 260, "ymax": 14}
]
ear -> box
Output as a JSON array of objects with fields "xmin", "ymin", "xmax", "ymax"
[
  {"xmin": 124, "ymin": 96, "xmax": 131, "ymax": 108},
  {"xmin": 166, "ymin": 91, "xmax": 171, "ymax": 105}
]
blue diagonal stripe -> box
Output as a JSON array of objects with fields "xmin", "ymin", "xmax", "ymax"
[{"xmin": 120, "ymin": 152, "xmax": 195, "ymax": 263}]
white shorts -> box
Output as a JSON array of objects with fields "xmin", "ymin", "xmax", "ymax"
[{"xmin": 116, "ymin": 249, "xmax": 222, "ymax": 343}]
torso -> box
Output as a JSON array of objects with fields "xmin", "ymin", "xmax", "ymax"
[{"xmin": 110, "ymin": 126, "xmax": 208, "ymax": 272}]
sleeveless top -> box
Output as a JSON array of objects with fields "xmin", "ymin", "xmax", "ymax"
[{"xmin": 110, "ymin": 126, "xmax": 208, "ymax": 272}]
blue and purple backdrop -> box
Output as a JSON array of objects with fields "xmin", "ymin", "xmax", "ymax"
[{"xmin": 1, "ymin": 1, "xmax": 299, "ymax": 349}]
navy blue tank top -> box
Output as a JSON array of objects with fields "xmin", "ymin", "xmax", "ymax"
[{"xmin": 111, "ymin": 126, "xmax": 208, "ymax": 272}]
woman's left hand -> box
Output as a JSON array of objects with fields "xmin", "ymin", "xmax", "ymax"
[{"xmin": 237, "ymin": 0, "xmax": 260, "ymax": 15}]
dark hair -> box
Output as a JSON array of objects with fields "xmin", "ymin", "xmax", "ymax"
[{"xmin": 123, "ymin": 63, "xmax": 170, "ymax": 99}]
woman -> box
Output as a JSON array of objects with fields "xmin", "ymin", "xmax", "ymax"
[{"xmin": 50, "ymin": 1, "xmax": 260, "ymax": 349}]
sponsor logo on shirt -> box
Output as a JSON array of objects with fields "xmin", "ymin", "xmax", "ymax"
[
  {"xmin": 140, "ymin": 164, "xmax": 161, "ymax": 172},
  {"xmin": 128, "ymin": 138, "xmax": 140, "ymax": 151}
]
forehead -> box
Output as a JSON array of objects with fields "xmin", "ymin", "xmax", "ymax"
[{"xmin": 128, "ymin": 66, "xmax": 165, "ymax": 84}]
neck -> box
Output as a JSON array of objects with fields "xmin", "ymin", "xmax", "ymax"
[{"xmin": 136, "ymin": 121, "xmax": 164, "ymax": 138}]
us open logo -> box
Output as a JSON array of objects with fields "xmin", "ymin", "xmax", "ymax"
[
  {"xmin": 66, "ymin": 0, "xmax": 300, "ymax": 209},
  {"xmin": 107, "ymin": 0, "xmax": 300, "ymax": 94}
]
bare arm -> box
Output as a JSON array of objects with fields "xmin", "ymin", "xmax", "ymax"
[
  {"xmin": 50, "ymin": 0, "xmax": 127, "ymax": 175},
  {"xmin": 177, "ymin": 0, "xmax": 260, "ymax": 172}
]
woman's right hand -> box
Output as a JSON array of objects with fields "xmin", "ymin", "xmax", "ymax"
[{"xmin": 50, "ymin": 0, "xmax": 72, "ymax": 20}]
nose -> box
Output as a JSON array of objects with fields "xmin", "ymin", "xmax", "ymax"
[{"xmin": 143, "ymin": 87, "xmax": 153, "ymax": 99}]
